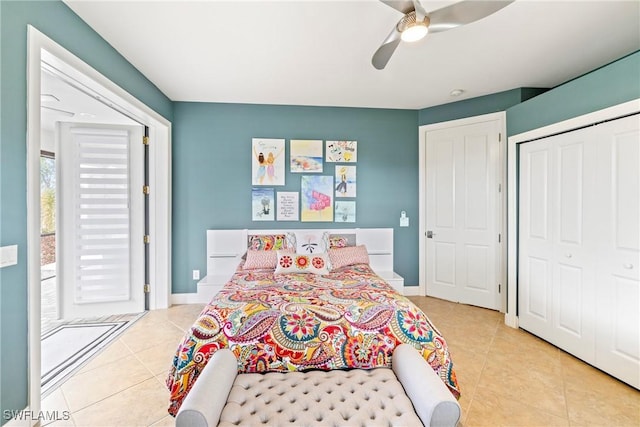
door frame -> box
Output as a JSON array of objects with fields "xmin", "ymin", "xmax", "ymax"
[
  {"xmin": 26, "ymin": 25, "xmax": 172, "ymax": 420},
  {"xmin": 506, "ymin": 99, "xmax": 640, "ymax": 329},
  {"xmin": 418, "ymin": 112, "xmax": 507, "ymax": 311}
]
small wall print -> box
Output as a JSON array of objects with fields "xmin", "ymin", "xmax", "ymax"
[
  {"xmin": 252, "ymin": 138, "xmax": 285, "ymax": 186},
  {"xmin": 335, "ymin": 165, "xmax": 356, "ymax": 197},
  {"xmin": 326, "ymin": 140, "xmax": 357, "ymax": 163},
  {"xmin": 335, "ymin": 201, "xmax": 356, "ymax": 223},
  {"xmin": 252, "ymin": 187, "xmax": 275, "ymax": 221},
  {"xmin": 277, "ymin": 191, "xmax": 299, "ymax": 221},
  {"xmin": 290, "ymin": 139, "xmax": 323, "ymax": 173},
  {"xmin": 301, "ymin": 175, "xmax": 333, "ymax": 222}
]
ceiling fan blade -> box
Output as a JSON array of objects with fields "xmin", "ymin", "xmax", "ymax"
[
  {"xmin": 428, "ymin": 0, "xmax": 514, "ymax": 33},
  {"xmin": 378, "ymin": 0, "xmax": 415, "ymax": 15},
  {"xmin": 412, "ymin": 0, "xmax": 427, "ymax": 21},
  {"xmin": 371, "ymin": 25, "xmax": 403, "ymax": 70}
]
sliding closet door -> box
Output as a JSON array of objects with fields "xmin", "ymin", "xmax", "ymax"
[
  {"xmin": 594, "ymin": 115, "xmax": 640, "ymax": 389},
  {"xmin": 519, "ymin": 113, "xmax": 639, "ymax": 388},
  {"xmin": 518, "ymin": 128, "xmax": 597, "ymax": 361}
]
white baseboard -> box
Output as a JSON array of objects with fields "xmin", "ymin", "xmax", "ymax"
[
  {"xmin": 402, "ymin": 286, "xmax": 422, "ymax": 296},
  {"xmin": 170, "ymin": 292, "xmax": 206, "ymax": 305}
]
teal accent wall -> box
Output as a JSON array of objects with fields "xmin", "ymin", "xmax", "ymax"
[
  {"xmin": 172, "ymin": 103, "xmax": 419, "ymax": 293},
  {"xmin": 507, "ymin": 51, "xmax": 640, "ymax": 135},
  {"xmin": 0, "ymin": 0, "xmax": 172, "ymax": 422},
  {"xmin": 419, "ymin": 88, "xmax": 547, "ymax": 125}
]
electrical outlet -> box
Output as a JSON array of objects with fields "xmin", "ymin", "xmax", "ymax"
[{"xmin": 192, "ymin": 269, "xmax": 200, "ymax": 280}]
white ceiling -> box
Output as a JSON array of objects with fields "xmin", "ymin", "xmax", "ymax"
[{"xmin": 63, "ymin": 0, "xmax": 640, "ymax": 110}]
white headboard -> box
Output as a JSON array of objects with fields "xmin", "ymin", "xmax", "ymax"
[{"xmin": 205, "ymin": 228, "xmax": 394, "ymax": 277}]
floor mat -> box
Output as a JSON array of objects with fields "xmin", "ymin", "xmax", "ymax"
[{"xmin": 41, "ymin": 313, "xmax": 144, "ymax": 396}]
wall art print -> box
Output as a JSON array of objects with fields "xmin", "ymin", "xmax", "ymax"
[
  {"xmin": 300, "ymin": 175, "xmax": 333, "ymax": 222},
  {"xmin": 252, "ymin": 187, "xmax": 275, "ymax": 221},
  {"xmin": 335, "ymin": 201, "xmax": 356, "ymax": 223},
  {"xmin": 326, "ymin": 140, "xmax": 357, "ymax": 163},
  {"xmin": 290, "ymin": 139, "xmax": 323, "ymax": 173},
  {"xmin": 334, "ymin": 165, "xmax": 356, "ymax": 198},
  {"xmin": 252, "ymin": 138, "xmax": 285, "ymax": 186},
  {"xmin": 276, "ymin": 191, "xmax": 299, "ymax": 221}
]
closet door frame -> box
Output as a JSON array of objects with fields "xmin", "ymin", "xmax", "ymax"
[{"xmin": 506, "ymin": 99, "xmax": 640, "ymax": 329}]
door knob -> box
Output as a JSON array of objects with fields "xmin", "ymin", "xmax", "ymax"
[{"xmin": 427, "ymin": 230, "xmax": 436, "ymax": 238}]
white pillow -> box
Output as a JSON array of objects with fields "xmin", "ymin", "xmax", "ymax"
[
  {"xmin": 275, "ymin": 251, "xmax": 330, "ymax": 275},
  {"xmin": 294, "ymin": 231, "xmax": 327, "ymax": 254}
]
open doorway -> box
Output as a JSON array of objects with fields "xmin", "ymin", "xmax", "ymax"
[
  {"xmin": 27, "ymin": 25, "xmax": 172, "ymax": 413},
  {"xmin": 39, "ymin": 61, "xmax": 148, "ymax": 396}
]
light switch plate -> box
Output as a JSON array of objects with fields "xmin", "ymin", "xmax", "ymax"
[
  {"xmin": 192, "ymin": 269, "xmax": 200, "ymax": 280},
  {"xmin": 0, "ymin": 245, "xmax": 18, "ymax": 268},
  {"xmin": 400, "ymin": 217, "xmax": 409, "ymax": 227}
]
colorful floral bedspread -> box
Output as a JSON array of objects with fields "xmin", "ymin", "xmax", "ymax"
[{"xmin": 166, "ymin": 263, "xmax": 460, "ymax": 416}]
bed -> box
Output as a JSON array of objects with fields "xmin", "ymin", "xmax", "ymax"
[{"xmin": 166, "ymin": 228, "xmax": 460, "ymax": 419}]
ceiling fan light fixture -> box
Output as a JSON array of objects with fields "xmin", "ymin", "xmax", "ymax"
[{"xmin": 401, "ymin": 22, "xmax": 428, "ymax": 42}]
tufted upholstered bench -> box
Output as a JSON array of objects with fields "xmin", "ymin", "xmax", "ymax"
[{"xmin": 176, "ymin": 344, "xmax": 461, "ymax": 427}]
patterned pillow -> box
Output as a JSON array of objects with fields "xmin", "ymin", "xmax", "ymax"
[
  {"xmin": 275, "ymin": 251, "xmax": 330, "ymax": 275},
  {"xmin": 248, "ymin": 234, "xmax": 288, "ymax": 251},
  {"xmin": 243, "ymin": 250, "xmax": 278, "ymax": 270},
  {"xmin": 323, "ymin": 232, "xmax": 356, "ymax": 249},
  {"xmin": 328, "ymin": 245, "xmax": 370, "ymax": 270},
  {"xmin": 294, "ymin": 231, "xmax": 327, "ymax": 254}
]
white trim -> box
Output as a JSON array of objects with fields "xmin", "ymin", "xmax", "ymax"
[
  {"xmin": 506, "ymin": 99, "xmax": 640, "ymax": 330},
  {"xmin": 171, "ymin": 293, "xmax": 204, "ymax": 305},
  {"xmin": 27, "ymin": 25, "xmax": 172, "ymax": 420},
  {"xmin": 402, "ymin": 286, "xmax": 421, "ymax": 296},
  {"xmin": 418, "ymin": 112, "xmax": 507, "ymax": 310}
]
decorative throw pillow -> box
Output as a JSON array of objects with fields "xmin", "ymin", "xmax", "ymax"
[
  {"xmin": 243, "ymin": 249, "xmax": 278, "ymax": 270},
  {"xmin": 323, "ymin": 232, "xmax": 356, "ymax": 249},
  {"xmin": 275, "ymin": 251, "xmax": 330, "ymax": 275},
  {"xmin": 294, "ymin": 231, "xmax": 327, "ymax": 254},
  {"xmin": 328, "ymin": 245, "xmax": 370, "ymax": 270},
  {"xmin": 248, "ymin": 234, "xmax": 288, "ymax": 251}
]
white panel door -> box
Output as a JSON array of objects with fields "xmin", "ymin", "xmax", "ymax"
[
  {"xmin": 425, "ymin": 120, "xmax": 501, "ymax": 309},
  {"xmin": 518, "ymin": 140, "xmax": 554, "ymax": 338},
  {"xmin": 57, "ymin": 123, "xmax": 145, "ymax": 319},
  {"xmin": 594, "ymin": 115, "xmax": 640, "ymax": 389}
]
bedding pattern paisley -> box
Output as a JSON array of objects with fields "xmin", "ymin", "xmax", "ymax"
[{"xmin": 166, "ymin": 263, "xmax": 460, "ymax": 416}]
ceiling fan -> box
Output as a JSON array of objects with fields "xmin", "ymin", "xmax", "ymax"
[{"xmin": 372, "ymin": 0, "xmax": 514, "ymax": 70}]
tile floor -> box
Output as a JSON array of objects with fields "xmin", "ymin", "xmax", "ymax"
[{"xmin": 41, "ymin": 297, "xmax": 639, "ymax": 427}]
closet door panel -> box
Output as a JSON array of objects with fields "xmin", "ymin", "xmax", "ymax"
[
  {"xmin": 595, "ymin": 115, "xmax": 640, "ymax": 389},
  {"xmin": 551, "ymin": 132, "xmax": 596, "ymax": 360},
  {"xmin": 519, "ymin": 141, "xmax": 553, "ymax": 336}
]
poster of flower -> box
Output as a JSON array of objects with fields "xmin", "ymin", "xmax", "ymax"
[
  {"xmin": 277, "ymin": 192, "xmax": 299, "ymax": 221},
  {"xmin": 300, "ymin": 175, "xmax": 333, "ymax": 222},
  {"xmin": 290, "ymin": 139, "xmax": 323, "ymax": 173},
  {"xmin": 334, "ymin": 165, "xmax": 356, "ymax": 197},
  {"xmin": 335, "ymin": 201, "xmax": 356, "ymax": 223},
  {"xmin": 252, "ymin": 187, "xmax": 275, "ymax": 221},
  {"xmin": 252, "ymin": 138, "xmax": 285, "ymax": 186},
  {"xmin": 326, "ymin": 140, "xmax": 357, "ymax": 163}
]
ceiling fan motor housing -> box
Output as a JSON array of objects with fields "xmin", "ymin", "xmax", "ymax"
[{"xmin": 396, "ymin": 11, "xmax": 430, "ymax": 32}]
